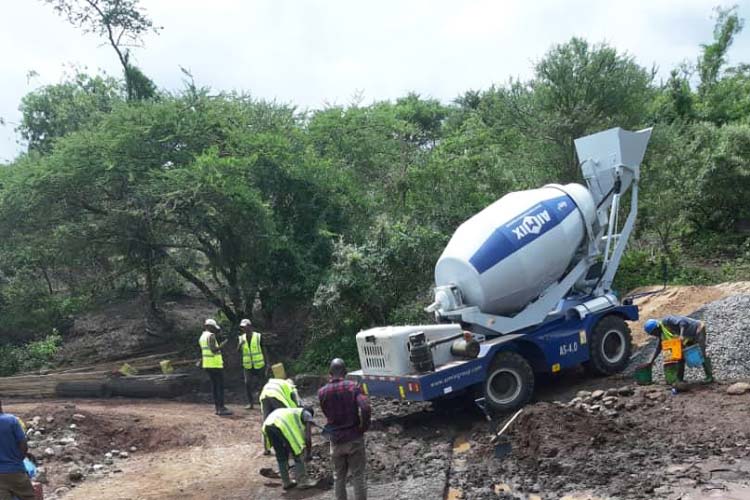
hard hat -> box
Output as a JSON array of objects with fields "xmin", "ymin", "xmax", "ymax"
[
  {"xmin": 204, "ymin": 318, "xmax": 220, "ymax": 330},
  {"xmin": 240, "ymin": 319, "xmax": 252, "ymax": 327},
  {"xmin": 643, "ymin": 319, "xmax": 659, "ymax": 335}
]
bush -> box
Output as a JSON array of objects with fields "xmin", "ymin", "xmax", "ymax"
[{"xmin": 0, "ymin": 332, "xmax": 63, "ymax": 376}]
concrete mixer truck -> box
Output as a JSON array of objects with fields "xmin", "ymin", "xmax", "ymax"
[{"xmin": 348, "ymin": 126, "xmax": 653, "ymax": 413}]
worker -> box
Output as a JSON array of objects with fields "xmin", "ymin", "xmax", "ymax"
[
  {"xmin": 261, "ymin": 406, "xmax": 316, "ymax": 490},
  {"xmin": 259, "ymin": 378, "xmax": 300, "ymax": 421},
  {"xmin": 237, "ymin": 319, "xmax": 269, "ymax": 410},
  {"xmin": 318, "ymin": 358, "xmax": 371, "ymax": 500},
  {"xmin": 0, "ymin": 400, "xmax": 35, "ymax": 500},
  {"xmin": 199, "ymin": 318, "xmax": 232, "ymax": 416},
  {"xmin": 643, "ymin": 315, "xmax": 714, "ymax": 383}
]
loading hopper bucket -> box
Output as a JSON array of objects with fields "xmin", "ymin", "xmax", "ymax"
[{"xmin": 574, "ymin": 127, "xmax": 652, "ymax": 205}]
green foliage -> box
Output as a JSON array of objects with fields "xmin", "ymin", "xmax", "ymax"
[
  {"xmin": 18, "ymin": 72, "xmax": 123, "ymax": 153},
  {"xmin": 0, "ymin": 332, "xmax": 63, "ymax": 377},
  {"xmin": 3, "ymin": 5, "xmax": 750, "ymax": 375}
]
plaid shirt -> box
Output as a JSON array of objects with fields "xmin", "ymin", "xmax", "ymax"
[{"xmin": 318, "ymin": 378, "xmax": 371, "ymax": 444}]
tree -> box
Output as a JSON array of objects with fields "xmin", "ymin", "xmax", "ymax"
[
  {"xmin": 18, "ymin": 72, "xmax": 122, "ymax": 153},
  {"xmin": 43, "ymin": 0, "xmax": 160, "ymax": 100},
  {"xmin": 698, "ymin": 6, "xmax": 744, "ymax": 96},
  {"xmin": 501, "ymin": 38, "xmax": 654, "ymax": 181}
]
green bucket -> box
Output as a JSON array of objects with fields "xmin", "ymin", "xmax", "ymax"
[
  {"xmin": 664, "ymin": 362, "xmax": 680, "ymax": 385},
  {"xmin": 634, "ymin": 364, "xmax": 653, "ymax": 385}
]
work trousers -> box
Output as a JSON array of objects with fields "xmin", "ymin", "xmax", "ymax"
[
  {"xmin": 205, "ymin": 368, "xmax": 225, "ymax": 411},
  {"xmin": 677, "ymin": 323, "xmax": 710, "ymax": 380},
  {"xmin": 265, "ymin": 425, "xmax": 304, "ymax": 486},
  {"xmin": 331, "ymin": 436, "xmax": 367, "ymax": 500},
  {"xmin": 244, "ymin": 368, "xmax": 265, "ymax": 405},
  {"xmin": 0, "ymin": 472, "xmax": 35, "ymax": 500}
]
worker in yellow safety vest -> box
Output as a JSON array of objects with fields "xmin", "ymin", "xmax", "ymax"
[
  {"xmin": 199, "ymin": 318, "xmax": 232, "ymax": 416},
  {"xmin": 237, "ymin": 318, "xmax": 269, "ymax": 410},
  {"xmin": 259, "ymin": 378, "xmax": 300, "ymax": 420},
  {"xmin": 262, "ymin": 406, "xmax": 316, "ymax": 490},
  {"xmin": 259, "ymin": 378, "xmax": 301, "ymax": 454}
]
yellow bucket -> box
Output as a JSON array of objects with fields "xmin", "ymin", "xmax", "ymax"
[
  {"xmin": 160, "ymin": 360, "xmax": 174, "ymax": 374},
  {"xmin": 271, "ymin": 363, "xmax": 286, "ymax": 379},
  {"xmin": 661, "ymin": 338, "xmax": 683, "ymax": 362},
  {"xmin": 118, "ymin": 363, "xmax": 138, "ymax": 376}
]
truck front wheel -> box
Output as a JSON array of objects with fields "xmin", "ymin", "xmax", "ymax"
[
  {"xmin": 585, "ymin": 315, "xmax": 632, "ymax": 375},
  {"xmin": 483, "ymin": 351, "xmax": 534, "ymax": 414}
]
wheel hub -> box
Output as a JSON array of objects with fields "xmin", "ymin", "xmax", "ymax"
[
  {"xmin": 601, "ymin": 329, "xmax": 626, "ymax": 364},
  {"xmin": 488, "ymin": 368, "xmax": 522, "ymax": 405}
]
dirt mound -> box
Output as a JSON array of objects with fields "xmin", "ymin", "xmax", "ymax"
[
  {"xmin": 450, "ymin": 385, "xmax": 750, "ymax": 499},
  {"xmin": 629, "ymin": 282, "xmax": 750, "ymax": 344},
  {"xmin": 56, "ymin": 297, "xmax": 216, "ymax": 366}
]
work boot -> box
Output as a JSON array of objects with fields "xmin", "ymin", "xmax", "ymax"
[
  {"xmin": 703, "ymin": 357, "xmax": 715, "ymax": 383},
  {"xmin": 279, "ymin": 458, "xmax": 296, "ymax": 490},
  {"xmin": 217, "ymin": 407, "xmax": 233, "ymax": 416},
  {"xmin": 293, "ymin": 456, "xmax": 316, "ymax": 489},
  {"xmin": 244, "ymin": 403, "xmax": 253, "ymax": 410}
]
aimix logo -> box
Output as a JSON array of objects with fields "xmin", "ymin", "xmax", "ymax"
[{"xmin": 512, "ymin": 210, "xmax": 551, "ymax": 240}]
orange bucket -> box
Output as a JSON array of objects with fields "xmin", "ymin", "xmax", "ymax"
[{"xmin": 661, "ymin": 338, "xmax": 683, "ymax": 362}]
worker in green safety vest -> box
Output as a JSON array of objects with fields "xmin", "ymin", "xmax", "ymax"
[
  {"xmin": 262, "ymin": 406, "xmax": 316, "ymax": 490},
  {"xmin": 237, "ymin": 319, "xmax": 269, "ymax": 410},
  {"xmin": 259, "ymin": 378, "xmax": 301, "ymax": 454},
  {"xmin": 199, "ymin": 318, "xmax": 232, "ymax": 416},
  {"xmin": 259, "ymin": 378, "xmax": 301, "ymax": 420},
  {"xmin": 643, "ymin": 316, "xmax": 714, "ymax": 384}
]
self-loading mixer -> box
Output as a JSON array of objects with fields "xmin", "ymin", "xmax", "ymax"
[{"xmin": 349, "ymin": 127, "xmax": 653, "ymax": 413}]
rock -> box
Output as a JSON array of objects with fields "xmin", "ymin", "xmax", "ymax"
[
  {"xmin": 118, "ymin": 451, "xmax": 129, "ymax": 459},
  {"xmin": 67, "ymin": 468, "xmax": 83, "ymax": 481},
  {"xmin": 105, "ymin": 452, "xmax": 113, "ymax": 459},
  {"xmin": 567, "ymin": 397, "xmax": 582, "ymax": 407},
  {"xmin": 44, "ymin": 447, "xmax": 55, "ymax": 457},
  {"xmin": 591, "ymin": 390, "xmax": 605, "ymax": 400},
  {"xmin": 35, "ymin": 468, "xmax": 48, "ymax": 484},
  {"xmin": 33, "ymin": 431, "xmax": 42, "ymax": 438},
  {"xmin": 45, "ymin": 416, "xmax": 54, "ymax": 424},
  {"xmin": 726, "ymin": 382, "xmax": 750, "ymax": 395},
  {"xmin": 72, "ymin": 413, "xmax": 87, "ymax": 422},
  {"xmin": 93, "ymin": 464, "xmax": 105, "ymax": 472},
  {"xmin": 646, "ymin": 391, "xmax": 664, "ymax": 401},
  {"xmin": 69, "ymin": 424, "xmax": 77, "ymax": 430},
  {"xmin": 59, "ymin": 437, "xmax": 75, "ymax": 445},
  {"xmin": 576, "ymin": 390, "xmax": 592, "ymax": 399},
  {"xmin": 617, "ymin": 386, "xmax": 635, "ymax": 396},
  {"xmin": 55, "ymin": 486, "xmax": 71, "ymax": 496},
  {"xmin": 129, "ymin": 446, "xmax": 137, "ymax": 452}
]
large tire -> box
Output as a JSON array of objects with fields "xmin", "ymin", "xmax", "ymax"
[
  {"xmin": 483, "ymin": 351, "xmax": 534, "ymax": 414},
  {"xmin": 585, "ymin": 315, "xmax": 632, "ymax": 375}
]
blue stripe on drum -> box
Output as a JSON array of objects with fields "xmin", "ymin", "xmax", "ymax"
[{"xmin": 469, "ymin": 195, "xmax": 577, "ymax": 274}]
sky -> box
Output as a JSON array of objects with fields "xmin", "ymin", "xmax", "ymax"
[{"xmin": 1, "ymin": 0, "xmax": 749, "ymax": 162}]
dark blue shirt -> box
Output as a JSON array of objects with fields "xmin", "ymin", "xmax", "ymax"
[
  {"xmin": 662, "ymin": 315, "xmax": 702, "ymax": 340},
  {"xmin": 0, "ymin": 413, "xmax": 26, "ymax": 474}
]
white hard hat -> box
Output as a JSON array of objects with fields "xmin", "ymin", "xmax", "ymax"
[
  {"xmin": 240, "ymin": 319, "xmax": 252, "ymax": 327},
  {"xmin": 204, "ymin": 318, "xmax": 220, "ymax": 330}
]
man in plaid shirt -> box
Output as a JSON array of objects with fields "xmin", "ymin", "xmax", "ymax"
[{"xmin": 318, "ymin": 358, "xmax": 371, "ymax": 500}]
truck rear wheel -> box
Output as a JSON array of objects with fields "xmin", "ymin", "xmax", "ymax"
[
  {"xmin": 585, "ymin": 315, "xmax": 632, "ymax": 375},
  {"xmin": 483, "ymin": 351, "xmax": 534, "ymax": 414}
]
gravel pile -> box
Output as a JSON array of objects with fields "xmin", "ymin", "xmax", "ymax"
[{"xmin": 642, "ymin": 294, "xmax": 750, "ymax": 382}]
